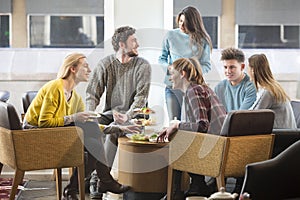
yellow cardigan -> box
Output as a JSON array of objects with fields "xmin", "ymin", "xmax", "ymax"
[{"xmin": 25, "ymin": 79, "xmax": 85, "ymax": 128}]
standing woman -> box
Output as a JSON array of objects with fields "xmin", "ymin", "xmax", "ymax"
[
  {"xmin": 159, "ymin": 6, "xmax": 213, "ymax": 122},
  {"xmin": 248, "ymin": 53, "xmax": 297, "ymax": 129}
]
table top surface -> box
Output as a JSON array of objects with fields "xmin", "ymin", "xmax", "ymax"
[{"xmin": 118, "ymin": 136, "xmax": 169, "ymax": 147}]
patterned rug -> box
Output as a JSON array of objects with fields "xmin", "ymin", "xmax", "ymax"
[{"xmin": 0, "ymin": 177, "xmax": 27, "ymax": 200}]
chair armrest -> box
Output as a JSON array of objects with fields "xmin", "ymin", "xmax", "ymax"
[
  {"xmin": 11, "ymin": 126, "xmax": 84, "ymax": 171},
  {"xmin": 0, "ymin": 127, "xmax": 16, "ymax": 168}
]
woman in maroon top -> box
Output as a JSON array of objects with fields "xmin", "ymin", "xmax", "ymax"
[{"xmin": 158, "ymin": 57, "xmax": 226, "ymax": 199}]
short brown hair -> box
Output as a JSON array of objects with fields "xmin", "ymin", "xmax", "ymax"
[
  {"xmin": 221, "ymin": 47, "xmax": 245, "ymax": 63},
  {"xmin": 111, "ymin": 26, "xmax": 136, "ymax": 52}
]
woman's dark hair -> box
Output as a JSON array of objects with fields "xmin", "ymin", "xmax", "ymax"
[{"xmin": 176, "ymin": 6, "xmax": 213, "ymax": 55}]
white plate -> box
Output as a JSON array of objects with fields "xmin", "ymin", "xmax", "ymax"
[
  {"xmin": 125, "ymin": 133, "xmax": 133, "ymax": 139},
  {"xmin": 148, "ymin": 138, "xmax": 158, "ymax": 142},
  {"xmin": 88, "ymin": 112, "xmax": 101, "ymax": 118}
]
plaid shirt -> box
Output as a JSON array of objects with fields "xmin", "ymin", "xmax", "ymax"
[{"xmin": 179, "ymin": 83, "xmax": 226, "ymax": 135}]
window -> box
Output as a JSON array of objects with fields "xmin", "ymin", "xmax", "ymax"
[
  {"xmin": 0, "ymin": 15, "xmax": 10, "ymax": 47},
  {"xmin": 238, "ymin": 25, "xmax": 300, "ymax": 49},
  {"xmin": 29, "ymin": 15, "xmax": 104, "ymax": 48}
]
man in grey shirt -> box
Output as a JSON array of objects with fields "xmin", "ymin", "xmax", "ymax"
[{"xmin": 86, "ymin": 26, "xmax": 151, "ymax": 198}]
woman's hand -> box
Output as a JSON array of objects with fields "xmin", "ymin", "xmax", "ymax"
[
  {"xmin": 157, "ymin": 123, "xmax": 179, "ymax": 142},
  {"xmin": 71, "ymin": 111, "xmax": 90, "ymax": 123}
]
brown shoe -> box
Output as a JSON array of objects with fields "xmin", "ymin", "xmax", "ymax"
[
  {"xmin": 95, "ymin": 161, "xmax": 131, "ymax": 194},
  {"xmin": 62, "ymin": 188, "xmax": 79, "ymax": 200},
  {"xmin": 98, "ymin": 179, "xmax": 130, "ymax": 194}
]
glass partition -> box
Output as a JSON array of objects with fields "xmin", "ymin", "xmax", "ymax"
[
  {"xmin": 238, "ymin": 25, "xmax": 300, "ymax": 49},
  {"xmin": 0, "ymin": 15, "xmax": 10, "ymax": 47},
  {"xmin": 29, "ymin": 15, "xmax": 104, "ymax": 48}
]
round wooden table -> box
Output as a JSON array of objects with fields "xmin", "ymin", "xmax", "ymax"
[{"xmin": 118, "ymin": 137, "xmax": 169, "ymax": 193}]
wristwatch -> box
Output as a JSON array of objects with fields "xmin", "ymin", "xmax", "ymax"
[{"xmin": 64, "ymin": 115, "xmax": 73, "ymax": 125}]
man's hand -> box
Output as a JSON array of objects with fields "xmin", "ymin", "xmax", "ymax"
[
  {"xmin": 113, "ymin": 110, "xmax": 129, "ymax": 124},
  {"xmin": 120, "ymin": 125, "xmax": 142, "ymax": 134}
]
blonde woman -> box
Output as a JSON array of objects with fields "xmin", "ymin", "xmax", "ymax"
[
  {"xmin": 248, "ymin": 53, "xmax": 296, "ymax": 129},
  {"xmin": 24, "ymin": 53, "xmax": 139, "ymax": 200}
]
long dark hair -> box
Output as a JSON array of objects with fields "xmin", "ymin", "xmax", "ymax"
[
  {"xmin": 248, "ymin": 54, "xmax": 289, "ymax": 103},
  {"xmin": 176, "ymin": 6, "xmax": 213, "ymax": 56}
]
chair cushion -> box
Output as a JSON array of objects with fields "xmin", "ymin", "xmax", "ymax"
[
  {"xmin": 291, "ymin": 100, "xmax": 300, "ymax": 128},
  {"xmin": 220, "ymin": 109, "xmax": 275, "ymax": 136},
  {"xmin": 22, "ymin": 91, "xmax": 38, "ymax": 113},
  {"xmin": 0, "ymin": 90, "xmax": 10, "ymax": 102},
  {"xmin": 0, "ymin": 101, "xmax": 22, "ymax": 130}
]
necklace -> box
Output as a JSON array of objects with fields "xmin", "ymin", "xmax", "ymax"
[{"xmin": 64, "ymin": 89, "xmax": 72, "ymax": 101}]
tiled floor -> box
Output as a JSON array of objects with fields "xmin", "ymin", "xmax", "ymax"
[
  {"xmin": 17, "ymin": 180, "xmax": 123, "ymax": 200},
  {"xmin": 15, "ymin": 179, "xmax": 236, "ymax": 200},
  {"xmin": 2, "ymin": 166, "xmax": 236, "ymax": 200}
]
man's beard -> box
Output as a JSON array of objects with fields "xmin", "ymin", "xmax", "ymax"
[{"xmin": 126, "ymin": 49, "xmax": 138, "ymax": 57}]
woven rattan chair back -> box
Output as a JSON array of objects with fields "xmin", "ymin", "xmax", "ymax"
[{"xmin": 0, "ymin": 101, "xmax": 85, "ymax": 200}]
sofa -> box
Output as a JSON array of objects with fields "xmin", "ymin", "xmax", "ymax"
[
  {"xmin": 272, "ymin": 100, "xmax": 300, "ymax": 157},
  {"xmin": 241, "ymin": 140, "xmax": 300, "ymax": 200}
]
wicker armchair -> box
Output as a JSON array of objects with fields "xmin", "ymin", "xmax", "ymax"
[
  {"xmin": 0, "ymin": 101, "xmax": 85, "ymax": 200},
  {"xmin": 21, "ymin": 90, "xmax": 75, "ymax": 179},
  {"xmin": 167, "ymin": 109, "xmax": 275, "ymax": 200}
]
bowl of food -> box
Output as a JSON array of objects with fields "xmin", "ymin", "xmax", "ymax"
[
  {"xmin": 133, "ymin": 107, "xmax": 155, "ymax": 115},
  {"xmin": 132, "ymin": 118, "xmax": 155, "ymax": 126},
  {"xmin": 148, "ymin": 133, "xmax": 158, "ymax": 142},
  {"xmin": 129, "ymin": 133, "xmax": 149, "ymax": 141}
]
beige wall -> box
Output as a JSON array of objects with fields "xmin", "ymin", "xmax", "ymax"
[
  {"xmin": 11, "ymin": 0, "xmax": 27, "ymax": 48},
  {"xmin": 220, "ymin": 0, "xmax": 236, "ymax": 48}
]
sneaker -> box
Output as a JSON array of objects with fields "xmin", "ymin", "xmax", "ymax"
[
  {"xmin": 62, "ymin": 187, "xmax": 79, "ymax": 200},
  {"xmin": 90, "ymin": 173, "xmax": 103, "ymax": 199}
]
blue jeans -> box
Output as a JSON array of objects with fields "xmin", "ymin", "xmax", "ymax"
[{"xmin": 165, "ymin": 87, "xmax": 183, "ymax": 121}]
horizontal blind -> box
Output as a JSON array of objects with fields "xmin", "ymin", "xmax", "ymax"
[
  {"xmin": 0, "ymin": 0, "xmax": 11, "ymax": 13},
  {"xmin": 174, "ymin": 0, "xmax": 222, "ymax": 16},
  {"xmin": 26, "ymin": 0, "xmax": 104, "ymax": 14},
  {"xmin": 236, "ymin": 0, "xmax": 300, "ymax": 25}
]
